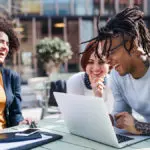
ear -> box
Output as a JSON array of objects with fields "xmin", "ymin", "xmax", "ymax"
[{"xmin": 131, "ymin": 46, "xmax": 144, "ymax": 57}]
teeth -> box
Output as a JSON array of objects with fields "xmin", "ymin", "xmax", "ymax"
[{"xmin": 113, "ymin": 64, "xmax": 119, "ymax": 69}]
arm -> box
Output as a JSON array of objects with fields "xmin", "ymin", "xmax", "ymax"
[
  {"xmin": 110, "ymin": 70, "xmax": 132, "ymax": 116},
  {"xmin": 134, "ymin": 120, "xmax": 150, "ymax": 135},
  {"xmin": 114, "ymin": 112, "xmax": 150, "ymax": 135},
  {"xmin": 8, "ymin": 72, "xmax": 24, "ymax": 126},
  {"xmin": 109, "ymin": 70, "xmax": 132, "ymax": 127},
  {"xmin": 110, "ymin": 70, "xmax": 150, "ymax": 135}
]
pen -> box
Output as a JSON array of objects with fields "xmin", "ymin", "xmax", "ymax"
[{"xmin": 30, "ymin": 121, "xmax": 37, "ymax": 128}]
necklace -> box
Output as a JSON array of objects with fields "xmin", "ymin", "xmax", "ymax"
[{"xmin": 84, "ymin": 73, "xmax": 92, "ymax": 89}]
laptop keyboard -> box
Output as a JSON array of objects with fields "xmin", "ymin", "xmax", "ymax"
[{"xmin": 116, "ymin": 134, "xmax": 134, "ymax": 143}]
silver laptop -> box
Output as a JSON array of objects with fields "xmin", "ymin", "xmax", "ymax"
[{"xmin": 54, "ymin": 92, "xmax": 150, "ymax": 148}]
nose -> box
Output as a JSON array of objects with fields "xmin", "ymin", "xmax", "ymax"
[
  {"xmin": 93, "ymin": 63, "xmax": 102, "ymax": 72},
  {"xmin": 107, "ymin": 56, "xmax": 118, "ymax": 68},
  {"xmin": 107, "ymin": 54, "xmax": 114, "ymax": 64},
  {"xmin": 1, "ymin": 42, "xmax": 8, "ymax": 51}
]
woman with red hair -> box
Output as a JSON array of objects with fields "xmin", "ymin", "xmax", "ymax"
[{"xmin": 67, "ymin": 40, "xmax": 114, "ymax": 113}]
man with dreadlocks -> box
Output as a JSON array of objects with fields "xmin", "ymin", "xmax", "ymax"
[{"xmin": 93, "ymin": 7, "xmax": 150, "ymax": 135}]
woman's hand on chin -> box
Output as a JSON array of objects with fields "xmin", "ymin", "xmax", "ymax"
[{"xmin": 90, "ymin": 77, "xmax": 105, "ymax": 97}]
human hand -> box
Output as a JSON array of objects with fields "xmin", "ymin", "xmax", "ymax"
[
  {"xmin": 90, "ymin": 77, "xmax": 105, "ymax": 97},
  {"xmin": 115, "ymin": 112, "xmax": 142, "ymax": 134},
  {"xmin": 19, "ymin": 118, "xmax": 35, "ymax": 126}
]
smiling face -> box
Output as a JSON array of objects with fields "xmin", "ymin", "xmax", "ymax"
[
  {"xmin": 106, "ymin": 36, "xmax": 135, "ymax": 76},
  {"xmin": 85, "ymin": 52, "xmax": 109, "ymax": 82},
  {"xmin": 0, "ymin": 32, "xmax": 9, "ymax": 64}
]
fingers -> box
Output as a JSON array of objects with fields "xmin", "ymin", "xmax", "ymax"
[
  {"xmin": 98, "ymin": 77, "xmax": 105, "ymax": 83},
  {"xmin": 91, "ymin": 81, "xmax": 105, "ymax": 97},
  {"xmin": 91, "ymin": 78, "xmax": 105, "ymax": 89},
  {"xmin": 91, "ymin": 77, "xmax": 100, "ymax": 84},
  {"xmin": 115, "ymin": 112, "xmax": 128, "ymax": 120},
  {"xmin": 116, "ymin": 116, "xmax": 125, "ymax": 129},
  {"xmin": 89, "ymin": 76, "xmax": 106, "ymax": 97},
  {"xmin": 25, "ymin": 118, "xmax": 33, "ymax": 125},
  {"xmin": 19, "ymin": 118, "xmax": 36, "ymax": 125},
  {"xmin": 97, "ymin": 82, "xmax": 105, "ymax": 90},
  {"xmin": 115, "ymin": 112, "xmax": 135, "ymax": 132},
  {"xmin": 115, "ymin": 112, "xmax": 129, "ymax": 129}
]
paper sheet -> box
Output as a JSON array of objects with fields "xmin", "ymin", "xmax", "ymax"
[{"xmin": 0, "ymin": 134, "xmax": 52, "ymax": 150}]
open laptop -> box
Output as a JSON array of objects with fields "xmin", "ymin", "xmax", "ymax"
[{"xmin": 54, "ymin": 92, "xmax": 150, "ymax": 148}]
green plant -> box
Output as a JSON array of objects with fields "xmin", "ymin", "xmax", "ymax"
[{"xmin": 36, "ymin": 37, "xmax": 73, "ymax": 64}]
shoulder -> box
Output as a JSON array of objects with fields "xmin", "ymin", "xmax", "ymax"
[
  {"xmin": 110, "ymin": 69, "xmax": 120, "ymax": 78},
  {"xmin": 67, "ymin": 72, "xmax": 85, "ymax": 83},
  {"xmin": 67, "ymin": 72, "xmax": 85, "ymax": 88},
  {"xmin": 2, "ymin": 68, "xmax": 20, "ymax": 79},
  {"xmin": 109, "ymin": 69, "xmax": 131, "ymax": 89},
  {"xmin": 110, "ymin": 69, "xmax": 129, "ymax": 81},
  {"xmin": 67, "ymin": 72, "xmax": 86, "ymax": 94}
]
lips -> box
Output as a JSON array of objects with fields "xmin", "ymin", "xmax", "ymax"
[
  {"xmin": 92, "ymin": 73, "xmax": 102, "ymax": 77},
  {"xmin": 0, "ymin": 53, "xmax": 5, "ymax": 57}
]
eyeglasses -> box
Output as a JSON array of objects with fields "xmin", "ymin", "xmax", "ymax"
[{"xmin": 107, "ymin": 40, "xmax": 129, "ymax": 56}]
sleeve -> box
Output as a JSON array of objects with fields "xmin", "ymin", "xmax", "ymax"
[
  {"xmin": 9, "ymin": 72, "xmax": 24, "ymax": 126},
  {"xmin": 67, "ymin": 73, "xmax": 84, "ymax": 95},
  {"xmin": 110, "ymin": 70, "xmax": 132, "ymax": 116},
  {"xmin": 134, "ymin": 119, "xmax": 150, "ymax": 135}
]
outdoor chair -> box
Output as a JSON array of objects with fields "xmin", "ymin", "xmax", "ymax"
[{"xmin": 48, "ymin": 80, "xmax": 66, "ymax": 106}]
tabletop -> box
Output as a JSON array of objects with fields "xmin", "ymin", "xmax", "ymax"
[{"xmin": 3, "ymin": 117, "xmax": 150, "ymax": 150}]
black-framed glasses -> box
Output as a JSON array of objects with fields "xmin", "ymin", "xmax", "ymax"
[{"xmin": 107, "ymin": 40, "xmax": 129, "ymax": 56}]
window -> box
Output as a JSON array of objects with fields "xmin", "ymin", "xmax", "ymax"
[
  {"xmin": 43, "ymin": 0, "xmax": 56, "ymax": 16},
  {"xmin": 58, "ymin": 0, "xmax": 70, "ymax": 15}
]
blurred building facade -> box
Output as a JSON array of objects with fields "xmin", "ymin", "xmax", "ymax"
[{"xmin": 0, "ymin": 0, "xmax": 149, "ymax": 79}]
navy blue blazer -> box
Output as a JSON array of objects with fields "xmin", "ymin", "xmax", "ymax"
[{"xmin": 1, "ymin": 68, "xmax": 24, "ymax": 127}]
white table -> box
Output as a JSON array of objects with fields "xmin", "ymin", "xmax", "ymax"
[{"xmin": 4, "ymin": 117, "xmax": 150, "ymax": 150}]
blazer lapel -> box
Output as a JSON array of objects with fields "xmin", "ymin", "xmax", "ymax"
[{"xmin": 1, "ymin": 68, "xmax": 11, "ymax": 107}]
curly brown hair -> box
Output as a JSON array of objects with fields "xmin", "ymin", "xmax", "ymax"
[{"xmin": 0, "ymin": 16, "xmax": 20, "ymax": 54}]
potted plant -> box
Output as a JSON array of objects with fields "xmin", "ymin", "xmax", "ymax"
[{"xmin": 36, "ymin": 37, "xmax": 73, "ymax": 75}]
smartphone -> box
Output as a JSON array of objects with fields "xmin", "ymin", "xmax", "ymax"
[{"xmin": 15, "ymin": 129, "xmax": 39, "ymax": 136}]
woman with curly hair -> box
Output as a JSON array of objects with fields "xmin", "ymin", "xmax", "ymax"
[{"xmin": 0, "ymin": 16, "xmax": 32, "ymax": 128}]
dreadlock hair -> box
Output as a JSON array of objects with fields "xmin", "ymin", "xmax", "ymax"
[
  {"xmin": 0, "ymin": 16, "xmax": 20, "ymax": 55},
  {"xmin": 80, "ymin": 15, "xmax": 109, "ymax": 61},
  {"xmin": 101, "ymin": 6, "xmax": 150, "ymax": 57},
  {"xmin": 82, "ymin": 6, "xmax": 150, "ymax": 59}
]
